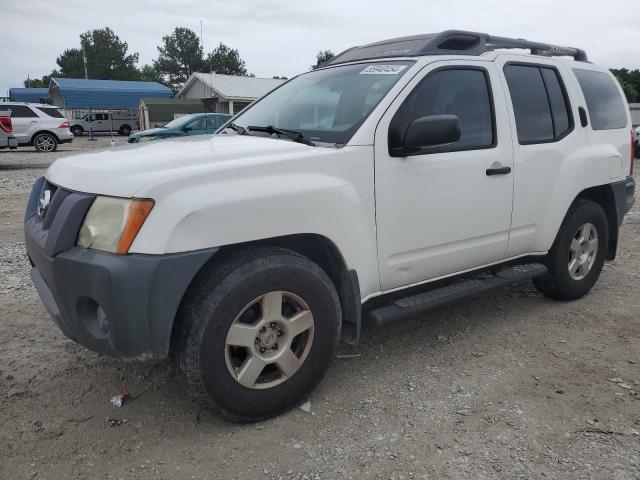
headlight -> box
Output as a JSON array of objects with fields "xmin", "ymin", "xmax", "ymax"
[
  {"xmin": 137, "ymin": 136, "xmax": 156, "ymax": 143},
  {"xmin": 77, "ymin": 196, "xmax": 154, "ymax": 254}
]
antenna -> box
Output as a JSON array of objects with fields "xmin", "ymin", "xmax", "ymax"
[{"xmin": 200, "ymin": 20, "xmax": 206, "ymax": 116}]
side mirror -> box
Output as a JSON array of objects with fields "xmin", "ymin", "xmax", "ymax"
[
  {"xmin": 183, "ymin": 125, "xmax": 193, "ymax": 132},
  {"xmin": 404, "ymin": 114, "xmax": 461, "ymax": 152}
]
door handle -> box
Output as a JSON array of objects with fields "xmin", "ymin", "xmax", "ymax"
[
  {"xmin": 30, "ymin": 121, "xmax": 37, "ymax": 125},
  {"xmin": 486, "ymin": 166, "xmax": 511, "ymax": 176}
]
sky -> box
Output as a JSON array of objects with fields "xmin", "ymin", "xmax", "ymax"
[{"xmin": 1, "ymin": 0, "xmax": 639, "ymax": 96}]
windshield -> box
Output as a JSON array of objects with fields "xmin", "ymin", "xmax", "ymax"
[
  {"xmin": 163, "ymin": 115, "xmax": 198, "ymax": 129},
  {"xmin": 232, "ymin": 61, "xmax": 414, "ymax": 144}
]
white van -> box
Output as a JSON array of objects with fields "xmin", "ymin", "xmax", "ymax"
[{"xmin": 25, "ymin": 31, "xmax": 635, "ymax": 421}]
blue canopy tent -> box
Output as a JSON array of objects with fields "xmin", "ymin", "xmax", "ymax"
[
  {"xmin": 9, "ymin": 88, "xmax": 49, "ymax": 103},
  {"xmin": 49, "ymin": 78, "xmax": 172, "ymax": 109}
]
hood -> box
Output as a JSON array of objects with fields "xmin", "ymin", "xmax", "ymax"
[
  {"xmin": 46, "ymin": 134, "xmax": 315, "ymax": 198},
  {"xmin": 131, "ymin": 127, "xmax": 168, "ymax": 138}
]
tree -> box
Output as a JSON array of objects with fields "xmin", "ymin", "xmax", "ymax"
[
  {"xmin": 611, "ymin": 68, "xmax": 640, "ymax": 103},
  {"xmin": 273, "ymin": 75, "xmax": 288, "ymax": 80},
  {"xmin": 138, "ymin": 64, "xmax": 165, "ymax": 84},
  {"xmin": 206, "ymin": 43, "xmax": 247, "ymax": 76},
  {"xmin": 56, "ymin": 27, "xmax": 139, "ymax": 80},
  {"xmin": 311, "ymin": 50, "xmax": 334, "ymax": 70},
  {"xmin": 154, "ymin": 27, "xmax": 205, "ymax": 92},
  {"xmin": 23, "ymin": 71, "xmax": 59, "ymax": 88}
]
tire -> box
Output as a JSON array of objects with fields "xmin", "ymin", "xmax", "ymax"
[
  {"xmin": 533, "ymin": 199, "xmax": 608, "ymax": 300},
  {"xmin": 71, "ymin": 126, "xmax": 83, "ymax": 137},
  {"xmin": 33, "ymin": 132, "xmax": 58, "ymax": 153},
  {"xmin": 119, "ymin": 125, "xmax": 132, "ymax": 136},
  {"xmin": 174, "ymin": 247, "xmax": 341, "ymax": 422}
]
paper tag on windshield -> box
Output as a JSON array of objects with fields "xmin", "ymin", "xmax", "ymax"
[{"xmin": 359, "ymin": 64, "xmax": 407, "ymax": 75}]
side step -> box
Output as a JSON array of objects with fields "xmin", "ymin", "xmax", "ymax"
[{"xmin": 368, "ymin": 263, "xmax": 547, "ymax": 326}]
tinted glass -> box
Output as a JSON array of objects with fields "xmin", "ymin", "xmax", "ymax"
[
  {"xmin": 540, "ymin": 68, "xmax": 571, "ymax": 137},
  {"xmin": 6, "ymin": 105, "xmax": 38, "ymax": 118},
  {"xmin": 36, "ymin": 107, "xmax": 64, "ymax": 118},
  {"xmin": 234, "ymin": 61, "xmax": 413, "ymax": 144},
  {"xmin": 391, "ymin": 68, "xmax": 494, "ymax": 150},
  {"xmin": 574, "ymin": 69, "xmax": 627, "ymax": 130},
  {"xmin": 504, "ymin": 65, "xmax": 554, "ymax": 143}
]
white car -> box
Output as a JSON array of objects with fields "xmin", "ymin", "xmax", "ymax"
[
  {"xmin": 25, "ymin": 30, "xmax": 635, "ymax": 422},
  {"xmin": 0, "ymin": 102, "xmax": 73, "ymax": 152}
]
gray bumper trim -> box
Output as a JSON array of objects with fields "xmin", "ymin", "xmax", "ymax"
[{"xmin": 27, "ymin": 244, "xmax": 218, "ymax": 360}]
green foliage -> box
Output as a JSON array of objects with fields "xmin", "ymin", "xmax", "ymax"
[
  {"xmin": 611, "ymin": 68, "xmax": 640, "ymax": 103},
  {"xmin": 23, "ymin": 71, "xmax": 59, "ymax": 88},
  {"xmin": 206, "ymin": 43, "xmax": 247, "ymax": 76},
  {"xmin": 311, "ymin": 50, "xmax": 335, "ymax": 70},
  {"xmin": 154, "ymin": 27, "xmax": 205, "ymax": 92},
  {"xmin": 56, "ymin": 27, "xmax": 139, "ymax": 80},
  {"xmin": 138, "ymin": 64, "xmax": 165, "ymax": 84}
]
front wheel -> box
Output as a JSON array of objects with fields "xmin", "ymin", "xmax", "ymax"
[
  {"xmin": 173, "ymin": 247, "xmax": 341, "ymax": 422},
  {"xmin": 534, "ymin": 199, "xmax": 608, "ymax": 300},
  {"xmin": 119, "ymin": 125, "xmax": 132, "ymax": 136},
  {"xmin": 33, "ymin": 133, "xmax": 58, "ymax": 152}
]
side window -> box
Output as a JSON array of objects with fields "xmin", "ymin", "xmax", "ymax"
[
  {"xmin": 189, "ymin": 118, "xmax": 206, "ymax": 130},
  {"xmin": 574, "ymin": 69, "xmax": 627, "ymax": 130},
  {"xmin": 8, "ymin": 105, "xmax": 38, "ymax": 118},
  {"xmin": 504, "ymin": 64, "xmax": 573, "ymax": 144},
  {"xmin": 390, "ymin": 68, "xmax": 495, "ymax": 152},
  {"xmin": 540, "ymin": 68, "xmax": 571, "ymax": 137}
]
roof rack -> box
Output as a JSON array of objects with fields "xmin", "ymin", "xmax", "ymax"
[{"xmin": 324, "ymin": 30, "xmax": 588, "ymax": 66}]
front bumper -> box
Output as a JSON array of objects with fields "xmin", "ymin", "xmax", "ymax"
[{"xmin": 25, "ymin": 177, "xmax": 217, "ymax": 359}]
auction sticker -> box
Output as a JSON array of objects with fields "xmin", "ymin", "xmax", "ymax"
[{"xmin": 359, "ymin": 64, "xmax": 407, "ymax": 75}]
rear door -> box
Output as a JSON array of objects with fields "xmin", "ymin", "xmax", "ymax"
[
  {"xmin": 7, "ymin": 105, "xmax": 41, "ymax": 144},
  {"xmin": 374, "ymin": 61, "xmax": 515, "ymax": 290},
  {"xmin": 494, "ymin": 57, "xmax": 583, "ymax": 257}
]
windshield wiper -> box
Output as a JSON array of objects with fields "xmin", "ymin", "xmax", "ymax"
[
  {"xmin": 224, "ymin": 122, "xmax": 249, "ymax": 135},
  {"xmin": 248, "ymin": 125, "xmax": 315, "ymax": 146}
]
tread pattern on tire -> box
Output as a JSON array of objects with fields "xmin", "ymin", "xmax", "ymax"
[{"xmin": 173, "ymin": 246, "xmax": 341, "ymax": 422}]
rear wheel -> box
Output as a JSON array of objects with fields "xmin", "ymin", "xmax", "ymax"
[
  {"xmin": 119, "ymin": 124, "xmax": 132, "ymax": 136},
  {"xmin": 71, "ymin": 125, "xmax": 83, "ymax": 137},
  {"xmin": 33, "ymin": 133, "xmax": 58, "ymax": 152},
  {"xmin": 174, "ymin": 247, "xmax": 341, "ymax": 422},
  {"xmin": 534, "ymin": 199, "xmax": 608, "ymax": 300}
]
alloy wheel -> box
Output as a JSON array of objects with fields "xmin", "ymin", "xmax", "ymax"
[{"xmin": 224, "ymin": 291, "xmax": 314, "ymax": 389}]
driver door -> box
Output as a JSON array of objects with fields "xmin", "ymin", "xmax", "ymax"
[{"xmin": 374, "ymin": 61, "xmax": 515, "ymax": 290}]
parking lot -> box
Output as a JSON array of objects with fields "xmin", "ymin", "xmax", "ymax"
[{"xmin": 1, "ymin": 138, "xmax": 639, "ymax": 479}]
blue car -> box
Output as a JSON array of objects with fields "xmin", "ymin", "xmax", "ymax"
[{"xmin": 128, "ymin": 113, "xmax": 232, "ymax": 144}]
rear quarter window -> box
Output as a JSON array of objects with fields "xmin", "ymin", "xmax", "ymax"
[{"xmin": 574, "ymin": 69, "xmax": 628, "ymax": 130}]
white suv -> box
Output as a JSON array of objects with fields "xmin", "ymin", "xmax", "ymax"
[
  {"xmin": 24, "ymin": 31, "xmax": 635, "ymax": 422},
  {"xmin": 0, "ymin": 102, "xmax": 73, "ymax": 152}
]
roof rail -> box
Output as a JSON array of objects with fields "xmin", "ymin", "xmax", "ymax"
[{"xmin": 324, "ymin": 30, "xmax": 588, "ymax": 66}]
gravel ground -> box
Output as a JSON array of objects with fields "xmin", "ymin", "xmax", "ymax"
[{"xmin": 1, "ymin": 138, "xmax": 639, "ymax": 479}]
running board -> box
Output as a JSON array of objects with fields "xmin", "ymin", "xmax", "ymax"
[{"xmin": 368, "ymin": 263, "xmax": 548, "ymax": 326}]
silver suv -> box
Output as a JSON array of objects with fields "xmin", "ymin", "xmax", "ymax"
[{"xmin": 0, "ymin": 103, "xmax": 73, "ymax": 152}]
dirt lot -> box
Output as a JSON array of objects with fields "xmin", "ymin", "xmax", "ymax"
[{"xmin": 1, "ymin": 137, "xmax": 639, "ymax": 479}]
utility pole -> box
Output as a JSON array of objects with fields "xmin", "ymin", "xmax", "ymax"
[{"xmin": 82, "ymin": 46, "xmax": 88, "ymax": 79}]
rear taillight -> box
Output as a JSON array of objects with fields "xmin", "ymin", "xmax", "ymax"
[
  {"xmin": 58, "ymin": 121, "xmax": 70, "ymax": 129},
  {"xmin": 0, "ymin": 116, "xmax": 12, "ymax": 133}
]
